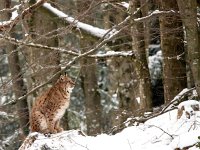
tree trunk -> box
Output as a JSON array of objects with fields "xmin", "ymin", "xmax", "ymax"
[
  {"xmin": 26, "ymin": 0, "xmax": 60, "ymax": 85},
  {"xmin": 103, "ymin": 3, "xmax": 140, "ymax": 129},
  {"xmin": 7, "ymin": 37, "xmax": 30, "ymax": 135},
  {"xmin": 0, "ymin": 0, "xmax": 29, "ymax": 135},
  {"xmin": 130, "ymin": 0, "xmax": 153, "ymax": 111},
  {"xmin": 176, "ymin": 0, "xmax": 200, "ymax": 98},
  {"xmin": 159, "ymin": 0, "xmax": 187, "ymax": 103},
  {"xmin": 77, "ymin": 1, "xmax": 102, "ymax": 135},
  {"xmin": 80, "ymin": 50, "xmax": 102, "ymax": 135},
  {"xmin": 140, "ymin": 0, "xmax": 150, "ymax": 55}
]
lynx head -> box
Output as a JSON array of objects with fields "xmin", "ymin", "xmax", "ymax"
[{"xmin": 57, "ymin": 74, "xmax": 75, "ymax": 93}]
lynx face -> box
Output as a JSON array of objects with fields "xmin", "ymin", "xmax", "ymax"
[{"xmin": 58, "ymin": 75, "xmax": 75, "ymax": 93}]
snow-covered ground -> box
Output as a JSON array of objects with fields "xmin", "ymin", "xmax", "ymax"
[{"xmin": 20, "ymin": 100, "xmax": 200, "ymax": 150}]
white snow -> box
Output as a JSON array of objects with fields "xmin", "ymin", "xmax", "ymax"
[
  {"xmin": 92, "ymin": 50, "xmax": 133, "ymax": 58},
  {"xmin": 21, "ymin": 100, "xmax": 200, "ymax": 150},
  {"xmin": 118, "ymin": 2, "xmax": 129, "ymax": 9},
  {"xmin": 0, "ymin": 96, "xmax": 6, "ymax": 105},
  {"xmin": 136, "ymin": 97, "xmax": 141, "ymax": 104},
  {"xmin": 178, "ymin": 100, "xmax": 200, "ymax": 110},
  {"xmin": 148, "ymin": 50, "xmax": 162, "ymax": 85}
]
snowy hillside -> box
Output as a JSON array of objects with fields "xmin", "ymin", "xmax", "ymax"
[{"xmin": 19, "ymin": 100, "xmax": 200, "ymax": 150}]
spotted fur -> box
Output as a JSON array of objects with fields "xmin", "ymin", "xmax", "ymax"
[{"xmin": 30, "ymin": 75, "xmax": 75, "ymax": 134}]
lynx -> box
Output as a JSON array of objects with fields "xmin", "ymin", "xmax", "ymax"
[{"xmin": 30, "ymin": 75, "xmax": 75, "ymax": 134}]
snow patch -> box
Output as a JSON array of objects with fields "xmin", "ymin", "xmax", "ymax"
[{"xmin": 136, "ymin": 97, "xmax": 140, "ymax": 104}]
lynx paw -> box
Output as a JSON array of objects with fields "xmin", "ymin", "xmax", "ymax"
[
  {"xmin": 48, "ymin": 129, "xmax": 58, "ymax": 134},
  {"xmin": 56, "ymin": 127, "xmax": 64, "ymax": 133}
]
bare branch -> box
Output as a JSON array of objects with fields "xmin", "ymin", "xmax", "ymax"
[
  {"xmin": 2, "ymin": 15, "xmax": 131, "ymax": 106},
  {"xmin": 0, "ymin": 34, "xmax": 135, "ymax": 58}
]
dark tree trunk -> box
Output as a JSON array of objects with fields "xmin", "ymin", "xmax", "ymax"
[
  {"xmin": 7, "ymin": 41, "xmax": 29, "ymax": 135},
  {"xmin": 103, "ymin": 3, "xmax": 139, "ymax": 128},
  {"xmin": 177, "ymin": 0, "xmax": 200, "ymax": 98},
  {"xmin": 77, "ymin": 1, "xmax": 102, "ymax": 135},
  {"xmin": 159, "ymin": 0, "xmax": 187, "ymax": 103},
  {"xmin": 80, "ymin": 39, "xmax": 102, "ymax": 135},
  {"xmin": 0, "ymin": 0, "xmax": 29, "ymax": 135},
  {"xmin": 130, "ymin": 0, "xmax": 153, "ymax": 111}
]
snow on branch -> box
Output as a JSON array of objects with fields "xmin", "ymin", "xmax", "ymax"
[
  {"xmin": 0, "ymin": 5, "xmax": 19, "ymax": 27},
  {"xmin": 161, "ymin": 87, "xmax": 196, "ymax": 113},
  {"xmin": 91, "ymin": 51, "xmax": 134, "ymax": 58},
  {"xmin": 117, "ymin": 3, "xmax": 178, "ymax": 23},
  {"xmin": 43, "ymin": 3, "xmax": 111, "ymax": 39},
  {"xmin": 117, "ymin": 2, "xmax": 129, "ymax": 9},
  {"xmin": 0, "ymin": 0, "xmax": 47, "ymax": 31},
  {"xmin": 0, "ymin": 4, "xmax": 19, "ymax": 13},
  {"xmin": 134, "ymin": 10, "xmax": 178, "ymax": 22}
]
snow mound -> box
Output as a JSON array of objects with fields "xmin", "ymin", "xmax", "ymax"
[{"xmin": 20, "ymin": 100, "xmax": 200, "ymax": 150}]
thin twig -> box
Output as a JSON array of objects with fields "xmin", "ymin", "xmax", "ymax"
[
  {"xmin": 134, "ymin": 10, "xmax": 178, "ymax": 22},
  {"xmin": 148, "ymin": 124, "xmax": 174, "ymax": 139}
]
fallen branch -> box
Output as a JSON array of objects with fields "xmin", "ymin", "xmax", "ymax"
[
  {"xmin": 161, "ymin": 87, "xmax": 196, "ymax": 113},
  {"xmin": 148, "ymin": 124, "xmax": 175, "ymax": 139}
]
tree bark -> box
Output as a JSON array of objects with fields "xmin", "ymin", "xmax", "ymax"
[
  {"xmin": 176, "ymin": 0, "xmax": 200, "ymax": 98},
  {"xmin": 140, "ymin": 0, "xmax": 150, "ymax": 55},
  {"xmin": 103, "ymin": 3, "xmax": 140, "ymax": 128},
  {"xmin": 159, "ymin": 0, "xmax": 187, "ymax": 103},
  {"xmin": 80, "ymin": 51, "xmax": 102, "ymax": 135},
  {"xmin": 26, "ymin": 0, "xmax": 60, "ymax": 85},
  {"xmin": 7, "ymin": 38, "xmax": 30, "ymax": 135},
  {"xmin": 0, "ymin": 0, "xmax": 29, "ymax": 135},
  {"xmin": 130, "ymin": 0, "xmax": 153, "ymax": 111},
  {"xmin": 77, "ymin": 1, "xmax": 102, "ymax": 135}
]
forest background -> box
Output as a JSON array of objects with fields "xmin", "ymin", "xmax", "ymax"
[{"xmin": 0, "ymin": 0, "xmax": 200, "ymax": 149}]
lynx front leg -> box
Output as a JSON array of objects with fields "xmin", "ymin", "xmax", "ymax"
[
  {"xmin": 31, "ymin": 111, "xmax": 48, "ymax": 133},
  {"xmin": 55, "ymin": 119, "xmax": 63, "ymax": 133},
  {"xmin": 47, "ymin": 118, "xmax": 57, "ymax": 134}
]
